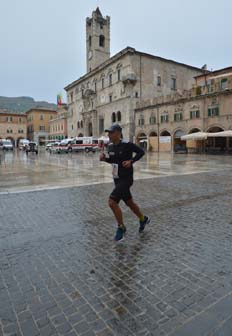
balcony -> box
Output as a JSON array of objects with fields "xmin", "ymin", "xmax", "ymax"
[{"xmin": 122, "ymin": 73, "xmax": 137, "ymax": 85}]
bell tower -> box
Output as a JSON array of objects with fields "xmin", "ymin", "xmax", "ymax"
[{"xmin": 86, "ymin": 8, "xmax": 110, "ymax": 72}]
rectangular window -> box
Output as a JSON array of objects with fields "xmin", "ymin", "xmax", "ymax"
[
  {"xmin": 117, "ymin": 69, "xmax": 121, "ymax": 81},
  {"xmin": 221, "ymin": 78, "xmax": 228, "ymax": 90},
  {"xmin": 102, "ymin": 78, "xmax": 104, "ymax": 89},
  {"xmin": 138, "ymin": 118, "xmax": 145, "ymax": 126},
  {"xmin": 174, "ymin": 113, "xmax": 183, "ymax": 121},
  {"xmin": 39, "ymin": 126, "xmax": 45, "ymax": 131},
  {"xmin": 149, "ymin": 116, "xmax": 156, "ymax": 124},
  {"xmin": 109, "ymin": 74, "xmax": 112, "ymax": 86},
  {"xmin": 94, "ymin": 82, "xmax": 97, "ymax": 92},
  {"xmin": 40, "ymin": 115, "xmax": 44, "ymax": 120},
  {"xmin": 161, "ymin": 115, "xmax": 169, "ymax": 123},
  {"xmin": 208, "ymin": 107, "xmax": 219, "ymax": 117},
  {"xmin": 99, "ymin": 118, "xmax": 104, "ymax": 134},
  {"xmin": 171, "ymin": 78, "xmax": 176, "ymax": 90},
  {"xmin": 157, "ymin": 76, "xmax": 161, "ymax": 86},
  {"xmin": 109, "ymin": 95, "xmax": 112, "ymax": 102},
  {"xmin": 190, "ymin": 110, "xmax": 200, "ymax": 119}
]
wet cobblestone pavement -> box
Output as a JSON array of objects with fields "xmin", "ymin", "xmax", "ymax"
[{"xmin": 1, "ymin": 154, "xmax": 232, "ymax": 335}]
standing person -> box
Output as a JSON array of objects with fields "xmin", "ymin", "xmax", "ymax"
[{"xmin": 100, "ymin": 123, "xmax": 150, "ymax": 242}]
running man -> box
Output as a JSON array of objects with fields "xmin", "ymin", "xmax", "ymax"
[{"xmin": 100, "ymin": 123, "xmax": 150, "ymax": 242}]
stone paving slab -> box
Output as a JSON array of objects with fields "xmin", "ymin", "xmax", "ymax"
[
  {"xmin": 0, "ymin": 170, "xmax": 232, "ymax": 335},
  {"xmin": 170, "ymin": 292, "xmax": 232, "ymax": 336}
]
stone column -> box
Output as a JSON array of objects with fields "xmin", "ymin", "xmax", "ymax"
[
  {"xmin": 92, "ymin": 110, "xmax": 98, "ymax": 137},
  {"xmin": 83, "ymin": 116, "xmax": 89, "ymax": 136},
  {"xmin": 126, "ymin": 84, "xmax": 136, "ymax": 142}
]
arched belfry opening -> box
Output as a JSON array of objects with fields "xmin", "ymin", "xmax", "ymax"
[{"xmin": 99, "ymin": 35, "xmax": 105, "ymax": 47}]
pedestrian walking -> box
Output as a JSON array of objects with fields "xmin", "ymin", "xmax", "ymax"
[{"xmin": 100, "ymin": 123, "xmax": 150, "ymax": 242}]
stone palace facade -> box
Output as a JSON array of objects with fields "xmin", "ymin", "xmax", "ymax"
[{"xmin": 64, "ymin": 8, "xmax": 205, "ymax": 142}]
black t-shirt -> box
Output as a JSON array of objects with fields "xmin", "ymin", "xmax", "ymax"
[{"xmin": 105, "ymin": 140, "xmax": 145, "ymax": 179}]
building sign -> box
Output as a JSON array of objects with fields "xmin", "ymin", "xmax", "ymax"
[
  {"xmin": 159, "ymin": 136, "xmax": 171, "ymax": 143},
  {"xmin": 100, "ymin": 95, "xmax": 105, "ymax": 103}
]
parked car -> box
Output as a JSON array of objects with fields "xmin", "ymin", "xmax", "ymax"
[
  {"xmin": 48, "ymin": 142, "xmax": 60, "ymax": 154},
  {"xmin": 0, "ymin": 139, "xmax": 13, "ymax": 151},
  {"xmin": 26, "ymin": 142, "xmax": 38, "ymax": 154},
  {"xmin": 18, "ymin": 139, "xmax": 29, "ymax": 150},
  {"xmin": 45, "ymin": 142, "xmax": 56, "ymax": 151},
  {"xmin": 174, "ymin": 144, "xmax": 188, "ymax": 154}
]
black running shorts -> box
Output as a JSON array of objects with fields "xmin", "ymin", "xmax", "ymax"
[{"xmin": 110, "ymin": 177, "xmax": 133, "ymax": 204}]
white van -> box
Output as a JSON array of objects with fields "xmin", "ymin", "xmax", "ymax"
[
  {"xmin": 0, "ymin": 139, "xmax": 13, "ymax": 151},
  {"xmin": 71, "ymin": 137, "xmax": 99, "ymax": 153},
  {"xmin": 58, "ymin": 137, "xmax": 98, "ymax": 153},
  {"xmin": 58, "ymin": 138, "xmax": 74, "ymax": 153},
  {"xmin": 18, "ymin": 139, "xmax": 29, "ymax": 150}
]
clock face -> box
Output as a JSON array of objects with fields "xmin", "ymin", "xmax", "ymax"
[{"xmin": 88, "ymin": 50, "xmax": 93, "ymax": 60}]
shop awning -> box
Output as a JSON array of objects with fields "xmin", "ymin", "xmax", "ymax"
[
  {"xmin": 207, "ymin": 130, "xmax": 232, "ymax": 137},
  {"xmin": 181, "ymin": 132, "xmax": 208, "ymax": 140},
  {"xmin": 181, "ymin": 130, "xmax": 232, "ymax": 140}
]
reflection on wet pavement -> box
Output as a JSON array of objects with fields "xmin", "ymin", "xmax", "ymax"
[
  {"xmin": 0, "ymin": 149, "xmax": 232, "ymax": 193},
  {"xmin": 1, "ymin": 150, "xmax": 232, "ymax": 335}
]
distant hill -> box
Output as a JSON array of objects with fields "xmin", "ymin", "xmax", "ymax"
[{"xmin": 0, "ymin": 96, "xmax": 57, "ymax": 114}]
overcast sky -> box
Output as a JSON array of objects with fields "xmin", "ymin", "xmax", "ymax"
[{"xmin": 0, "ymin": 0, "xmax": 231, "ymax": 103}]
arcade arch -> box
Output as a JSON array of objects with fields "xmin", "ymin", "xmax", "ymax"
[
  {"xmin": 136, "ymin": 132, "xmax": 147, "ymax": 150},
  {"xmin": 188, "ymin": 128, "xmax": 201, "ymax": 134},
  {"xmin": 159, "ymin": 130, "xmax": 171, "ymax": 152},
  {"xmin": 148, "ymin": 131, "xmax": 158, "ymax": 152},
  {"xmin": 173, "ymin": 129, "xmax": 186, "ymax": 151},
  {"xmin": 206, "ymin": 126, "xmax": 226, "ymax": 152}
]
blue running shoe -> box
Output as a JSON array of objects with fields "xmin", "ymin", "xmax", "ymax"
[
  {"xmin": 139, "ymin": 216, "xmax": 150, "ymax": 233},
  {"xmin": 114, "ymin": 226, "xmax": 126, "ymax": 242}
]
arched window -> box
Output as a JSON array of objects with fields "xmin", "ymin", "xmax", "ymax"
[
  {"xmin": 81, "ymin": 120, "xmax": 83, "ymax": 128},
  {"xmin": 117, "ymin": 111, "xmax": 121, "ymax": 122},
  {"xmin": 77, "ymin": 121, "xmax": 80, "ymax": 129},
  {"xmin": 112, "ymin": 112, "xmax": 116, "ymax": 123},
  {"xmin": 99, "ymin": 35, "xmax": 105, "ymax": 47}
]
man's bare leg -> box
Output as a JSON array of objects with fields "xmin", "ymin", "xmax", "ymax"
[
  {"xmin": 126, "ymin": 198, "xmax": 144, "ymax": 220},
  {"xmin": 108, "ymin": 198, "xmax": 124, "ymax": 226},
  {"xmin": 126, "ymin": 198, "xmax": 150, "ymax": 232}
]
